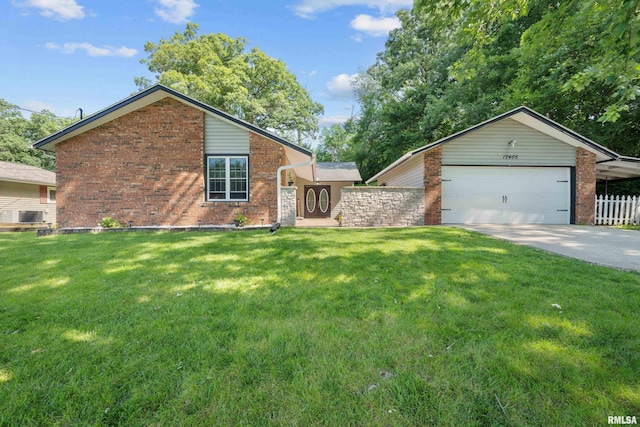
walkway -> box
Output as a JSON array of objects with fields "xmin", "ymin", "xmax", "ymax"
[{"xmin": 295, "ymin": 217, "xmax": 340, "ymax": 227}]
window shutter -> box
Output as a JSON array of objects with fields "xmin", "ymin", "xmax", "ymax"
[{"xmin": 40, "ymin": 186, "xmax": 48, "ymax": 204}]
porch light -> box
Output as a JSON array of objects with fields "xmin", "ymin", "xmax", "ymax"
[{"xmin": 508, "ymin": 139, "xmax": 517, "ymax": 147}]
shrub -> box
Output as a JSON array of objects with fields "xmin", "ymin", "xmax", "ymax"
[
  {"xmin": 233, "ymin": 211, "xmax": 249, "ymax": 227},
  {"xmin": 100, "ymin": 217, "xmax": 122, "ymax": 228}
]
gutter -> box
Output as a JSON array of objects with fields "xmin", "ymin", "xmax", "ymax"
[
  {"xmin": 0, "ymin": 178, "xmax": 56, "ymax": 186},
  {"xmin": 274, "ymin": 155, "xmax": 316, "ymax": 228}
]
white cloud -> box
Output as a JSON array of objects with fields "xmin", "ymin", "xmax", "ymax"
[
  {"xmin": 327, "ymin": 73, "xmax": 359, "ymax": 100},
  {"xmin": 308, "ymin": 70, "xmax": 318, "ymax": 77},
  {"xmin": 350, "ymin": 14, "xmax": 400, "ymax": 36},
  {"xmin": 292, "ymin": 0, "xmax": 411, "ymax": 19},
  {"xmin": 154, "ymin": 0, "xmax": 198, "ymax": 24},
  {"xmin": 46, "ymin": 42, "xmax": 138, "ymax": 57},
  {"xmin": 17, "ymin": 0, "xmax": 85, "ymax": 20},
  {"xmin": 318, "ymin": 115, "xmax": 351, "ymax": 127}
]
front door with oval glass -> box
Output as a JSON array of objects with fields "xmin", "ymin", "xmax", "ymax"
[{"xmin": 304, "ymin": 185, "xmax": 331, "ymax": 218}]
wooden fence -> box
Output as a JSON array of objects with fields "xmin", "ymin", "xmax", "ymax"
[{"xmin": 595, "ymin": 194, "xmax": 640, "ymax": 225}]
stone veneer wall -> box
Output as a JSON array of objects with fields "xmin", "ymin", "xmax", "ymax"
[
  {"xmin": 341, "ymin": 186, "xmax": 425, "ymax": 227},
  {"xmin": 280, "ymin": 186, "xmax": 296, "ymax": 226}
]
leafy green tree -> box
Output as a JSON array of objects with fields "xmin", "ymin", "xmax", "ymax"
[
  {"xmin": 0, "ymin": 100, "xmax": 73, "ymax": 170},
  {"xmin": 350, "ymin": 1, "xmax": 640, "ymax": 181},
  {"xmin": 315, "ymin": 121, "xmax": 357, "ymax": 162},
  {"xmin": 350, "ymin": 8, "xmax": 472, "ymax": 179},
  {"xmin": 415, "ymin": 0, "xmax": 640, "ymax": 123},
  {"xmin": 137, "ymin": 23, "xmax": 324, "ymax": 141}
]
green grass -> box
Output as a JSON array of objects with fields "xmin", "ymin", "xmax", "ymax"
[
  {"xmin": 1, "ymin": 228, "xmax": 639, "ymax": 426},
  {"xmin": 618, "ymin": 225, "xmax": 640, "ymax": 231}
]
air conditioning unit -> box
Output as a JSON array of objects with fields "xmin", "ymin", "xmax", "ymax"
[{"xmin": 19, "ymin": 211, "xmax": 44, "ymax": 223}]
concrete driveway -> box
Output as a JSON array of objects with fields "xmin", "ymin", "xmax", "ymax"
[{"xmin": 458, "ymin": 225, "xmax": 640, "ymax": 273}]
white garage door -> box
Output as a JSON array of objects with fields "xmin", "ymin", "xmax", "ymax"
[{"xmin": 442, "ymin": 166, "xmax": 571, "ymax": 224}]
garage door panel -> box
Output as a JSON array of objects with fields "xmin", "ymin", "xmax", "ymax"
[
  {"xmin": 442, "ymin": 166, "xmax": 570, "ymax": 224},
  {"xmin": 505, "ymin": 193, "xmax": 568, "ymax": 209},
  {"xmin": 445, "ymin": 195, "xmax": 500, "ymax": 210}
]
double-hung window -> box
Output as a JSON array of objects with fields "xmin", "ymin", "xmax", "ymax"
[
  {"xmin": 47, "ymin": 187, "xmax": 56, "ymax": 203},
  {"xmin": 207, "ymin": 156, "xmax": 248, "ymax": 201}
]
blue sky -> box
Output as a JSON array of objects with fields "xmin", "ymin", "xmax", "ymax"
[{"xmin": 1, "ymin": 0, "xmax": 412, "ymax": 133}]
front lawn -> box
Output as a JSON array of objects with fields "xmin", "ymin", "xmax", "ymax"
[{"xmin": 1, "ymin": 228, "xmax": 638, "ymax": 425}]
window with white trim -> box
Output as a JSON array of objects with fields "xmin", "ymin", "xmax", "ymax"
[
  {"xmin": 47, "ymin": 187, "xmax": 56, "ymax": 203},
  {"xmin": 206, "ymin": 156, "xmax": 248, "ymax": 201}
]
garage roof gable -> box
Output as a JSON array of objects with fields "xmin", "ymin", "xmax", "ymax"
[
  {"xmin": 367, "ymin": 106, "xmax": 640, "ymax": 184},
  {"xmin": 413, "ymin": 106, "xmax": 617, "ymax": 160}
]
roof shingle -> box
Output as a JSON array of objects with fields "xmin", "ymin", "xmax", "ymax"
[
  {"xmin": 0, "ymin": 161, "xmax": 56, "ymax": 186},
  {"xmin": 316, "ymin": 162, "xmax": 362, "ymax": 182}
]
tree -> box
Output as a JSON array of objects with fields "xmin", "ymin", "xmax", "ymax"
[
  {"xmin": 315, "ymin": 120, "xmax": 357, "ymax": 162},
  {"xmin": 350, "ymin": 1, "xmax": 640, "ymax": 181},
  {"xmin": 350, "ymin": 8, "xmax": 473, "ymax": 179},
  {"xmin": 415, "ymin": 0, "xmax": 640, "ymax": 123},
  {"xmin": 136, "ymin": 23, "xmax": 324, "ymax": 141},
  {"xmin": 0, "ymin": 100, "xmax": 73, "ymax": 170}
]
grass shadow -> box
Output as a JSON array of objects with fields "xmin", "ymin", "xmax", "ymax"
[{"xmin": 0, "ymin": 228, "xmax": 638, "ymax": 425}]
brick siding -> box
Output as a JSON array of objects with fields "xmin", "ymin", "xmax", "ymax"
[
  {"xmin": 576, "ymin": 147, "xmax": 596, "ymax": 225},
  {"xmin": 423, "ymin": 147, "xmax": 442, "ymax": 225},
  {"xmin": 56, "ymin": 97, "xmax": 285, "ymax": 227}
]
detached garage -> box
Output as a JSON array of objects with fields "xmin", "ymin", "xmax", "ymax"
[{"xmin": 366, "ymin": 106, "xmax": 640, "ymax": 225}]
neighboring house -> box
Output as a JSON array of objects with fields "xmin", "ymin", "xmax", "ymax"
[
  {"xmin": 0, "ymin": 161, "xmax": 56, "ymax": 226},
  {"xmin": 33, "ymin": 84, "xmax": 324, "ymax": 228},
  {"xmin": 295, "ymin": 162, "xmax": 362, "ymax": 219},
  {"xmin": 367, "ymin": 106, "xmax": 640, "ymax": 225}
]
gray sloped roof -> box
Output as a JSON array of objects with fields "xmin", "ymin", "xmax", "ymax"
[
  {"xmin": 316, "ymin": 162, "xmax": 362, "ymax": 182},
  {"xmin": 0, "ymin": 161, "xmax": 56, "ymax": 186}
]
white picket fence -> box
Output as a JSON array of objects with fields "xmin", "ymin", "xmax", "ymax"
[{"xmin": 595, "ymin": 194, "xmax": 640, "ymax": 225}]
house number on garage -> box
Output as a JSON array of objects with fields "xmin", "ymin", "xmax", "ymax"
[{"xmin": 503, "ymin": 154, "xmax": 518, "ymax": 160}]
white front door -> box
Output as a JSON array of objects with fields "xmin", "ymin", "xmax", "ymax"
[{"xmin": 441, "ymin": 166, "xmax": 571, "ymax": 224}]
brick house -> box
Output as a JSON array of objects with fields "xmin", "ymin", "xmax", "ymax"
[
  {"xmin": 366, "ymin": 107, "xmax": 640, "ymax": 225},
  {"xmin": 34, "ymin": 85, "xmax": 322, "ymax": 228}
]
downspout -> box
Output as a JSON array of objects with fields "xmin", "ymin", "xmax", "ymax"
[{"xmin": 274, "ymin": 154, "xmax": 316, "ymax": 228}]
